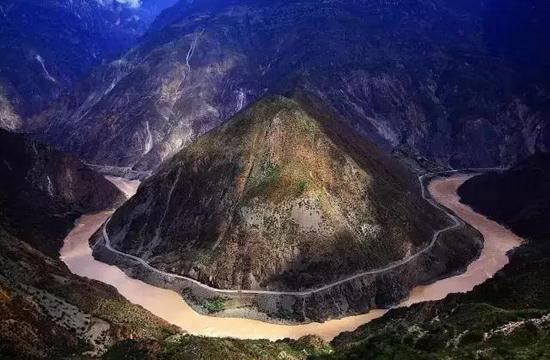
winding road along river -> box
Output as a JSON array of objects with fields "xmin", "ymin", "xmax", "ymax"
[{"xmin": 60, "ymin": 174, "xmax": 522, "ymax": 341}]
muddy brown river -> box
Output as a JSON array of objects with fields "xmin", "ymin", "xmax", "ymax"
[{"xmin": 60, "ymin": 174, "xmax": 522, "ymax": 340}]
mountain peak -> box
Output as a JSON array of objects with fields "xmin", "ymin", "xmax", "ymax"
[{"xmin": 185, "ymin": 95, "xmax": 326, "ymax": 203}]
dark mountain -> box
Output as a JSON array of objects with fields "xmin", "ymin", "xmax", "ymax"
[
  {"xmin": 0, "ymin": 128, "xmax": 125, "ymax": 256},
  {"xmin": 484, "ymin": 0, "xmax": 550, "ymax": 74},
  {"xmin": 33, "ymin": 0, "xmax": 549, "ymax": 175},
  {"xmin": 458, "ymin": 152, "xmax": 550, "ymax": 239},
  {"xmin": 0, "ymin": 0, "xmax": 177, "ymax": 129},
  {"xmin": 0, "ymin": 129, "xmax": 179, "ymax": 358}
]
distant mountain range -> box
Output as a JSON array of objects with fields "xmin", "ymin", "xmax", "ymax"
[{"xmin": 29, "ymin": 0, "xmax": 549, "ymax": 175}]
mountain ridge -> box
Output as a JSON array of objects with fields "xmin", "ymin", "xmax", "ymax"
[{"xmin": 32, "ymin": 0, "xmax": 549, "ymax": 173}]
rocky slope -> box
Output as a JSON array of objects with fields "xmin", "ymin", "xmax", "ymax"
[
  {"xmin": 33, "ymin": 0, "xmax": 549, "ymax": 174},
  {"xmin": 92, "ymin": 96, "xmax": 481, "ymax": 321},
  {"xmin": 0, "ymin": 227, "xmax": 179, "ymax": 359},
  {"xmin": 0, "ymin": 129, "xmax": 125, "ymax": 256},
  {"xmin": 0, "ymin": 129, "xmax": 179, "ymax": 358},
  {"xmin": 306, "ymin": 154, "xmax": 550, "ymax": 359},
  {"xmin": 0, "ymin": 0, "xmax": 177, "ymax": 130}
]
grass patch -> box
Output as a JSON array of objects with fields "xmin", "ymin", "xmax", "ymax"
[
  {"xmin": 204, "ymin": 297, "xmax": 226, "ymax": 313},
  {"xmin": 263, "ymin": 160, "xmax": 281, "ymax": 181},
  {"xmin": 251, "ymin": 159, "xmax": 281, "ymax": 188},
  {"xmin": 298, "ymin": 180, "xmax": 310, "ymax": 194}
]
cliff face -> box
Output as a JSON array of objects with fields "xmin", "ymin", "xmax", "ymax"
[
  {"xmin": 0, "ymin": 0, "xmax": 177, "ymax": 129},
  {"xmin": 0, "ymin": 129, "xmax": 125, "ymax": 256},
  {"xmin": 106, "ymin": 96, "xmax": 449, "ymax": 291},
  {"xmin": 33, "ymin": 0, "xmax": 549, "ymax": 173}
]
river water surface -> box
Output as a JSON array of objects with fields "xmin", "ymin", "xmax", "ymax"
[{"xmin": 59, "ymin": 174, "xmax": 522, "ymax": 340}]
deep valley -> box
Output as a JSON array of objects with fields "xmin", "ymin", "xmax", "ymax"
[{"xmin": 0, "ymin": 0, "xmax": 549, "ymax": 359}]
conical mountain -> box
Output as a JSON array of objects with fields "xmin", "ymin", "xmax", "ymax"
[{"xmin": 107, "ymin": 96, "xmax": 449, "ymax": 290}]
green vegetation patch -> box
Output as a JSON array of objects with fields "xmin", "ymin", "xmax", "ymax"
[
  {"xmin": 104, "ymin": 334, "xmax": 333, "ymax": 360},
  {"xmin": 262, "ymin": 160, "xmax": 281, "ymax": 182},
  {"xmin": 244, "ymin": 159, "xmax": 282, "ymax": 201},
  {"xmin": 251, "ymin": 159, "xmax": 281, "ymax": 189},
  {"xmin": 203, "ymin": 297, "xmax": 226, "ymax": 313},
  {"xmin": 312, "ymin": 303, "xmax": 550, "ymax": 360},
  {"xmin": 298, "ymin": 180, "xmax": 310, "ymax": 194}
]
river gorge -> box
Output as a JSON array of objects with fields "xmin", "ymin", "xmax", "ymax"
[{"xmin": 59, "ymin": 174, "xmax": 522, "ymax": 341}]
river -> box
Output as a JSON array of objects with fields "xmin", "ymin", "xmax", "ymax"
[{"xmin": 59, "ymin": 174, "xmax": 522, "ymax": 341}]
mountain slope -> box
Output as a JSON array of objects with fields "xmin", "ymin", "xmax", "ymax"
[
  {"xmin": 0, "ymin": 130, "xmax": 179, "ymax": 358},
  {"xmin": 34, "ymin": 0, "xmax": 549, "ymax": 173},
  {"xmin": 458, "ymin": 152, "xmax": 550, "ymax": 238},
  {"xmin": 105, "ymin": 96, "xmax": 455, "ymax": 293},
  {"xmin": 0, "ymin": 226, "xmax": 179, "ymax": 359},
  {"xmin": 103, "ymin": 335, "xmax": 331, "ymax": 360},
  {"xmin": 0, "ymin": 129, "xmax": 125, "ymax": 256},
  {"xmin": 0, "ymin": 0, "xmax": 177, "ymax": 129},
  {"xmin": 309, "ymin": 155, "xmax": 550, "ymax": 359}
]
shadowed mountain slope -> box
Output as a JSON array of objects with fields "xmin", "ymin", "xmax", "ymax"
[
  {"xmin": 458, "ymin": 152, "xmax": 550, "ymax": 238},
  {"xmin": 305, "ymin": 155, "xmax": 550, "ymax": 359},
  {"xmin": 0, "ymin": 129, "xmax": 125, "ymax": 256}
]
